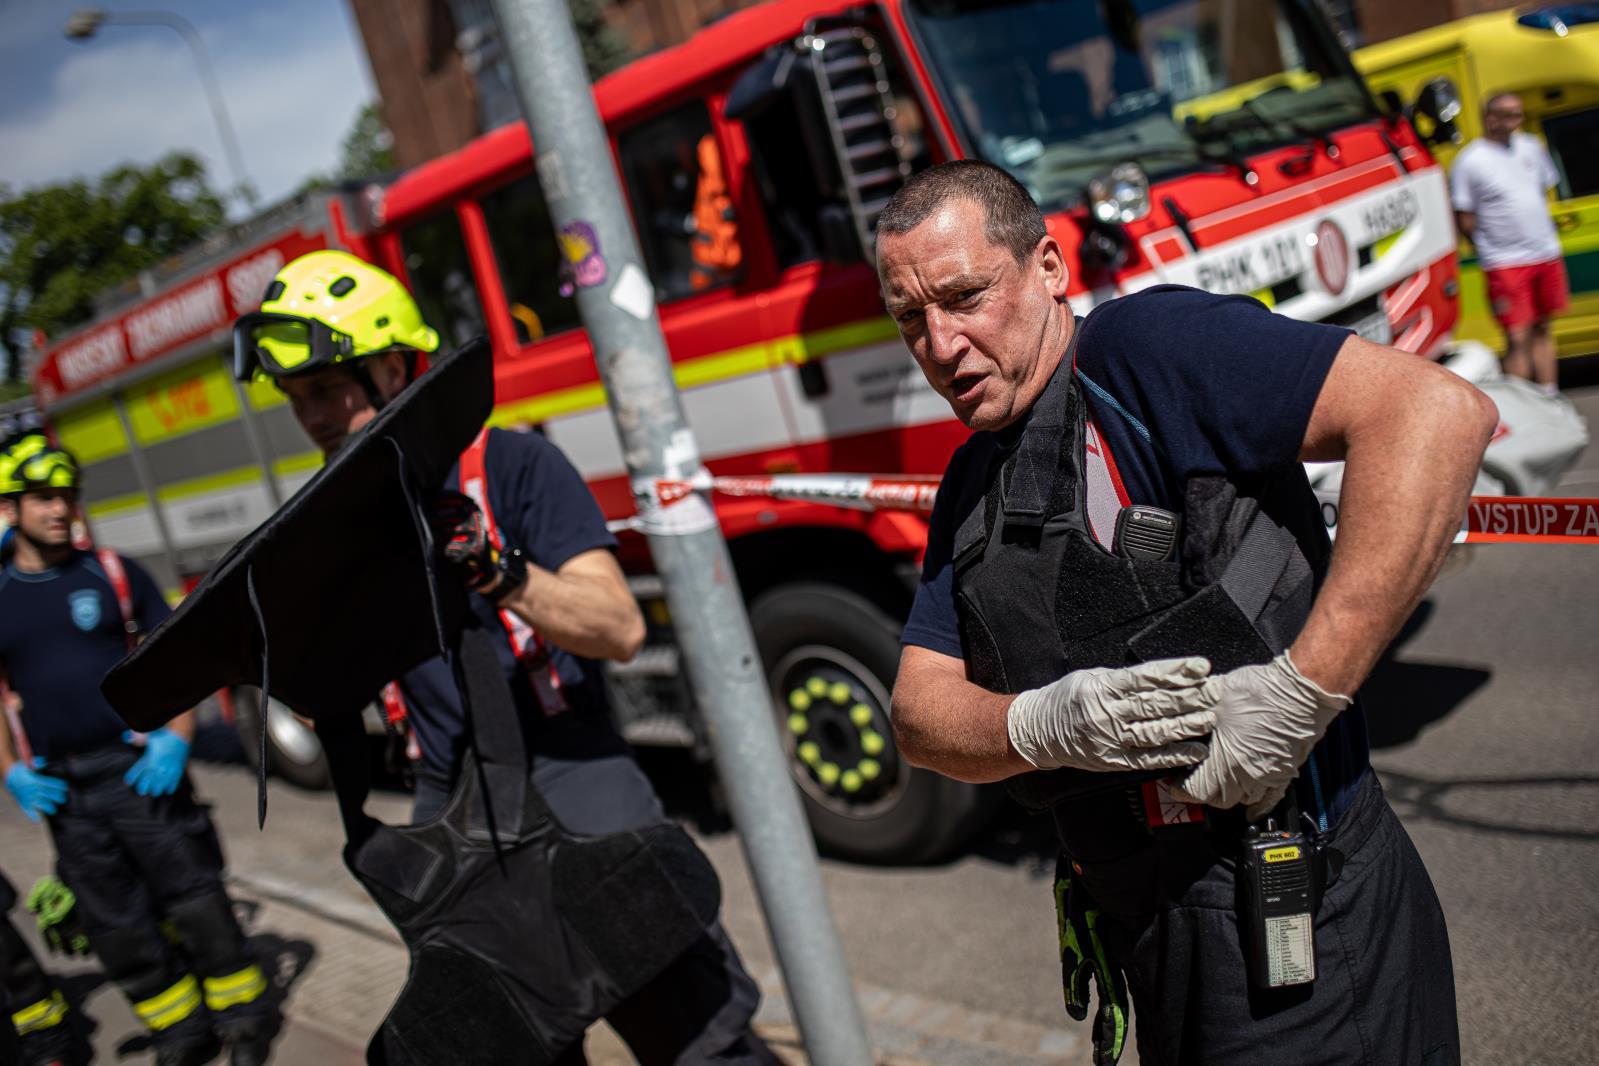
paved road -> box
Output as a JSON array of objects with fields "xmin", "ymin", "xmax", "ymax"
[{"xmin": 2, "ymin": 383, "xmax": 1593, "ymax": 1064}]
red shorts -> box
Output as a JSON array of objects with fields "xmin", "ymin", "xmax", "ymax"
[{"xmin": 1486, "ymin": 258, "xmax": 1569, "ymax": 330}]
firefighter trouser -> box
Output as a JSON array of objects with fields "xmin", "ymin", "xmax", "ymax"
[
  {"xmin": 413, "ymin": 713, "xmax": 775, "ymax": 1066},
  {"xmin": 42, "ymin": 745, "xmax": 270, "ymax": 1047},
  {"xmin": 2, "ymin": 910, "xmax": 72, "ymax": 1061},
  {"xmin": 1076, "ymin": 773, "xmax": 1459, "ymax": 1066}
]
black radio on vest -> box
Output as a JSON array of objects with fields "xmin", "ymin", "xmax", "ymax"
[{"xmin": 1112, "ymin": 506, "xmax": 1181, "ymax": 562}]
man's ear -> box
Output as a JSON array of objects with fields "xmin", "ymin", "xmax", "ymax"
[
  {"xmin": 372, "ymin": 351, "xmax": 411, "ymax": 400},
  {"xmin": 1035, "ymin": 234, "xmax": 1071, "ymax": 301}
]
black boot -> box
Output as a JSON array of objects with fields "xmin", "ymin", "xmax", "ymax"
[
  {"xmin": 219, "ymin": 1014, "xmax": 278, "ymax": 1066},
  {"xmin": 152, "ymin": 1031, "xmax": 221, "ymax": 1066}
]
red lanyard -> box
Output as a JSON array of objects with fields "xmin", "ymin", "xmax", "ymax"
[{"xmin": 458, "ymin": 430, "xmax": 568, "ymax": 716}]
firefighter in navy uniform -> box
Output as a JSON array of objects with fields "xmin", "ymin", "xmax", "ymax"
[
  {"xmin": 0, "ymin": 444, "xmax": 275, "ymax": 1066},
  {"xmin": 879, "ymin": 163, "xmax": 1490, "ymax": 1065},
  {"xmin": 233, "ymin": 250, "xmax": 776, "ymax": 1065}
]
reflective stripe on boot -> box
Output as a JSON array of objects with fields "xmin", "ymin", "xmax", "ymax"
[
  {"xmin": 11, "ymin": 990, "xmax": 69, "ymax": 1034},
  {"xmin": 133, "ymin": 974, "xmax": 203, "ymax": 1031},
  {"xmin": 203, "ymin": 964, "xmax": 268, "ymax": 1012}
]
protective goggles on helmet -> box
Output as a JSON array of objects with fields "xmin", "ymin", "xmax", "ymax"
[
  {"xmin": 2, "ymin": 449, "xmax": 79, "ymax": 494},
  {"xmin": 232, "ymin": 312, "xmax": 358, "ymax": 383}
]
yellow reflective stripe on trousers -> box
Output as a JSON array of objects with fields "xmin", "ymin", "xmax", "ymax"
[
  {"xmin": 203, "ymin": 964, "xmax": 267, "ymax": 1011},
  {"xmin": 12, "ymin": 990, "xmax": 69, "ymax": 1034},
  {"xmin": 134, "ymin": 974, "xmax": 202, "ymax": 1030}
]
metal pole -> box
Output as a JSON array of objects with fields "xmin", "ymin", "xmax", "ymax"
[{"xmin": 487, "ymin": 3, "xmax": 873, "ymax": 1062}]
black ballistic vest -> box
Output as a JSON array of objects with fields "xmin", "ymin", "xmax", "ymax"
[
  {"xmin": 951, "ymin": 346, "xmax": 1328, "ymax": 859},
  {"xmin": 321, "ymin": 618, "xmax": 722, "ymax": 1065}
]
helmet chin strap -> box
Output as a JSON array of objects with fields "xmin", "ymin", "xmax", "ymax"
[
  {"xmin": 351, "ymin": 348, "xmax": 419, "ymax": 413},
  {"xmin": 351, "ymin": 361, "xmax": 388, "ymax": 413}
]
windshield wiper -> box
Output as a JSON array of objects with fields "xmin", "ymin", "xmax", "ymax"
[
  {"xmin": 1183, "ymin": 118, "xmax": 1260, "ymax": 187},
  {"xmin": 1239, "ymin": 96, "xmax": 1342, "ymax": 173}
]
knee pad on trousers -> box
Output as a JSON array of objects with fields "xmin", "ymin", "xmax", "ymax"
[
  {"xmin": 164, "ymin": 893, "xmax": 268, "ymax": 1015},
  {"xmin": 164, "ymin": 893, "xmax": 247, "ymax": 975},
  {"xmin": 91, "ymin": 925, "xmax": 171, "ymax": 998}
]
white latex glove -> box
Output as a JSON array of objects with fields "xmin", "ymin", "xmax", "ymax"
[
  {"xmin": 1007, "ymin": 657, "xmax": 1218, "ymax": 773},
  {"xmin": 1168, "ymin": 650, "xmax": 1351, "ymax": 818}
]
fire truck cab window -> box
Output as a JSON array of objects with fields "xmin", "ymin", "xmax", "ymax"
[
  {"xmin": 1542, "ymin": 107, "xmax": 1599, "ymax": 200},
  {"xmin": 617, "ymin": 104, "xmax": 742, "ymax": 301},
  {"xmin": 904, "ymin": 0, "xmax": 1376, "ymax": 211},
  {"xmin": 739, "ymin": 39, "xmax": 933, "ymax": 269},
  {"xmin": 398, "ymin": 210, "xmax": 487, "ymax": 349},
  {"xmin": 481, "ymin": 175, "xmax": 582, "ymax": 345}
]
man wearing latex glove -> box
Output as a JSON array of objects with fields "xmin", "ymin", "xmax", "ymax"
[
  {"xmin": 1169, "ymin": 650, "xmax": 1351, "ymax": 817},
  {"xmin": 124, "ymin": 727, "xmax": 193, "ymax": 798},
  {"xmin": 4, "ymin": 759, "xmax": 67, "ymax": 822},
  {"xmin": 1007, "ymin": 657, "xmax": 1216, "ymax": 773},
  {"xmin": 0, "ymin": 439, "xmax": 275, "ymax": 1066},
  {"xmin": 882, "ymin": 163, "xmax": 1493, "ymax": 1063}
]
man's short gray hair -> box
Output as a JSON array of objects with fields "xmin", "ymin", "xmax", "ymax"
[{"xmin": 876, "ymin": 161, "xmax": 1046, "ymax": 264}]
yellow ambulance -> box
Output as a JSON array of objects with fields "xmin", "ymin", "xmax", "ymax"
[{"xmin": 1355, "ymin": 5, "xmax": 1599, "ymax": 358}]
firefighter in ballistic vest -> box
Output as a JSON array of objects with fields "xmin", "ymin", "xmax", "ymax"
[
  {"xmin": 879, "ymin": 162, "xmax": 1492, "ymax": 1065},
  {"xmin": 233, "ymin": 250, "xmax": 777, "ymax": 1064},
  {"xmin": 0, "ymin": 441, "xmax": 276, "ymax": 1066}
]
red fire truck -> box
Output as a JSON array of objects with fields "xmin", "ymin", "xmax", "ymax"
[{"xmin": 35, "ymin": 0, "xmax": 1461, "ymax": 861}]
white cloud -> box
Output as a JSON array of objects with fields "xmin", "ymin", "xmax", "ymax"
[{"xmin": 0, "ymin": 10, "xmax": 374, "ymax": 212}]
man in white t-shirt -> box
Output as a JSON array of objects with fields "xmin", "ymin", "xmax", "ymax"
[{"xmin": 1450, "ymin": 92, "xmax": 1568, "ymax": 392}]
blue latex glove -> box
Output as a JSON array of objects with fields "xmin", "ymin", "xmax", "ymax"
[
  {"xmin": 5, "ymin": 760, "xmax": 68, "ymax": 821},
  {"xmin": 123, "ymin": 729, "xmax": 190, "ymax": 797}
]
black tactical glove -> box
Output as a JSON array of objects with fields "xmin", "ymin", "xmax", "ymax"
[{"xmin": 425, "ymin": 490, "xmax": 501, "ymax": 595}]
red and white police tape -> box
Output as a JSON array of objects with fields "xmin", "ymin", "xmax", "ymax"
[{"xmin": 642, "ymin": 472, "xmax": 1599, "ymax": 545}]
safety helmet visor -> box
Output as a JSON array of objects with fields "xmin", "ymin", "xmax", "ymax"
[{"xmin": 232, "ymin": 312, "xmax": 357, "ymax": 383}]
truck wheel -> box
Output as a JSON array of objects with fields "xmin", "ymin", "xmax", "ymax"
[
  {"xmin": 749, "ymin": 583, "xmax": 997, "ymax": 864},
  {"xmin": 233, "ymin": 687, "xmax": 331, "ymax": 791}
]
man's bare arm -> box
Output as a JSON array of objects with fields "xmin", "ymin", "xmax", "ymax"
[
  {"xmin": 0, "ymin": 684, "xmax": 20, "ymax": 777},
  {"xmin": 496, "ymin": 548, "xmax": 645, "ymax": 663},
  {"xmin": 1293, "ymin": 335, "xmax": 1498, "ymax": 696},
  {"xmin": 891, "ymin": 645, "xmax": 1032, "ymax": 783},
  {"xmin": 1455, "ymin": 210, "xmax": 1476, "ymax": 242},
  {"xmin": 165, "ymin": 708, "xmax": 197, "ymax": 743}
]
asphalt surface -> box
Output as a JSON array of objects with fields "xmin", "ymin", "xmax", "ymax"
[{"xmin": 1, "ymin": 381, "xmax": 1594, "ymax": 1065}]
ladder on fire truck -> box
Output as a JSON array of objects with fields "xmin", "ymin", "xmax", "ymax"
[{"xmin": 802, "ymin": 23, "xmax": 913, "ymax": 255}]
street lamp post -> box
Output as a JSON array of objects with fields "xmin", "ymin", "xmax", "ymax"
[{"xmin": 65, "ymin": 8, "xmax": 259, "ymax": 210}]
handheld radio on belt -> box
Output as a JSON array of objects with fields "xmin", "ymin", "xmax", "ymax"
[{"xmin": 1239, "ymin": 815, "xmax": 1317, "ymax": 988}]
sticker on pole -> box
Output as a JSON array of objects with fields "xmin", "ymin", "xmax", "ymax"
[{"xmin": 610, "ymin": 263, "xmax": 655, "ymax": 321}]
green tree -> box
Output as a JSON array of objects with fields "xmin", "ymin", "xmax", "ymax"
[
  {"xmin": 0, "ymin": 152, "xmax": 224, "ymax": 384},
  {"xmin": 336, "ymin": 102, "xmax": 397, "ymax": 181},
  {"xmin": 570, "ymin": 0, "xmax": 631, "ymax": 80}
]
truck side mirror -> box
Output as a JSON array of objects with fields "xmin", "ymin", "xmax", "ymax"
[
  {"xmin": 1376, "ymin": 89, "xmax": 1405, "ymax": 121},
  {"xmin": 1413, "ymin": 77, "xmax": 1463, "ymax": 145}
]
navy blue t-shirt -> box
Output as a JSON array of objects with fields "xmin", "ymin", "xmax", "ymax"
[
  {"xmin": 902, "ymin": 286, "xmax": 1370, "ymax": 825},
  {"xmin": 0, "ymin": 551, "xmax": 170, "ymax": 759},
  {"xmin": 397, "ymin": 428, "xmax": 619, "ymax": 781}
]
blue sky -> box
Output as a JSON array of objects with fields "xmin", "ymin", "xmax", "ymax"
[{"xmin": 0, "ymin": 0, "xmax": 376, "ymax": 210}]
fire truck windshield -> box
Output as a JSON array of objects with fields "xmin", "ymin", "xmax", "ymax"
[{"xmin": 905, "ymin": 0, "xmax": 1377, "ymax": 209}]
